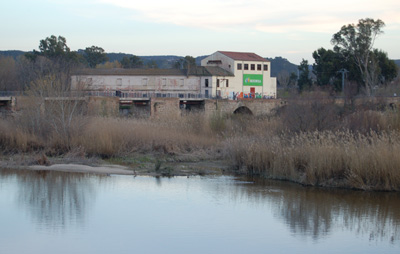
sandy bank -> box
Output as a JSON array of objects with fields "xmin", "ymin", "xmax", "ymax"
[
  {"xmin": 27, "ymin": 163, "xmax": 134, "ymax": 175},
  {"xmin": 0, "ymin": 154, "xmax": 228, "ymax": 176}
]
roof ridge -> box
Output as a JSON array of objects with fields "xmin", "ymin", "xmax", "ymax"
[{"xmin": 217, "ymin": 51, "xmax": 268, "ymax": 62}]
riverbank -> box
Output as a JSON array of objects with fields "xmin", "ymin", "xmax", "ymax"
[
  {"xmin": 0, "ymin": 153, "xmax": 228, "ymax": 177},
  {"xmin": 1, "ymin": 93, "xmax": 400, "ymax": 191}
]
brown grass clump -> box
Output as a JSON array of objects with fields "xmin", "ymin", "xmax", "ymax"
[
  {"xmin": 0, "ymin": 119, "xmax": 44, "ymax": 152},
  {"xmin": 75, "ymin": 116, "xmax": 218, "ymax": 158},
  {"xmin": 224, "ymin": 130, "xmax": 400, "ymax": 191}
]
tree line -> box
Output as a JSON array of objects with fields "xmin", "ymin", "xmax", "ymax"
[
  {"xmin": 286, "ymin": 18, "xmax": 398, "ymax": 96},
  {"xmin": 0, "ymin": 35, "xmax": 199, "ymax": 91}
]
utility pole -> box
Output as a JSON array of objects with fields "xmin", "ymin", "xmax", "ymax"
[{"xmin": 338, "ymin": 68, "xmax": 349, "ymax": 95}]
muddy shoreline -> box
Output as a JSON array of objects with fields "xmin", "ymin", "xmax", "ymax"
[{"xmin": 0, "ymin": 154, "xmax": 229, "ymax": 177}]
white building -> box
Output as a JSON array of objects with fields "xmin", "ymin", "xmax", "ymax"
[
  {"xmin": 201, "ymin": 51, "xmax": 276, "ymax": 99},
  {"xmin": 71, "ymin": 51, "xmax": 276, "ymax": 99}
]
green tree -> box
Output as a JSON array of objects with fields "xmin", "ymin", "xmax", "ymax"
[
  {"xmin": 289, "ymin": 72, "xmax": 298, "ymax": 87},
  {"xmin": 297, "ymin": 59, "xmax": 312, "ymax": 91},
  {"xmin": 370, "ymin": 49, "xmax": 398, "ymax": 84},
  {"xmin": 39, "ymin": 35, "xmax": 70, "ymax": 58},
  {"xmin": 25, "ymin": 35, "xmax": 82, "ymax": 64},
  {"xmin": 83, "ymin": 46, "xmax": 108, "ymax": 68},
  {"xmin": 23, "ymin": 35, "xmax": 82, "ymax": 92},
  {"xmin": 121, "ymin": 55, "xmax": 143, "ymax": 68},
  {"xmin": 146, "ymin": 60, "xmax": 158, "ymax": 69},
  {"xmin": 331, "ymin": 18, "xmax": 385, "ymax": 95},
  {"xmin": 312, "ymin": 48, "xmax": 342, "ymax": 90},
  {"xmin": 174, "ymin": 56, "xmax": 196, "ymax": 69}
]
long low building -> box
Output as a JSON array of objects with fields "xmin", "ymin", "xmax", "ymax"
[{"xmin": 71, "ymin": 51, "xmax": 277, "ymax": 99}]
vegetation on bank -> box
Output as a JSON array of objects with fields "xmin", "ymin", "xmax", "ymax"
[{"xmin": 1, "ymin": 88, "xmax": 400, "ymax": 191}]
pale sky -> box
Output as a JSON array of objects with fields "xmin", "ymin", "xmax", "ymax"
[{"xmin": 1, "ymin": 0, "xmax": 399, "ymax": 64}]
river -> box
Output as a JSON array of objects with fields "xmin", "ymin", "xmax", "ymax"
[{"xmin": 0, "ymin": 169, "xmax": 399, "ymax": 254}]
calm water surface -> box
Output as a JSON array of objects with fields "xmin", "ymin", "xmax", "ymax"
[{"xmin": 0, "ymin": 169, "xmax": 399, "ymax": 254}]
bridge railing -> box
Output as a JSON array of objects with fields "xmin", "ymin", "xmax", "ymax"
[
  {"xmin": 118, "ymin": 91, "xmax": 207, "ymax": 99},
  {"xmin": 0, "ymin": 90, "xmax": 280, "ymax": 100}
]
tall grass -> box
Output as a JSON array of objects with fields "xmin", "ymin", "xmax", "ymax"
[
  {"xmin": 224, "ymin": 131, "xmax": 400, "ymax": 191},
  {"xmin": 0, "ymin": 113, "xmax": 219, "ymax": 158},
  {"xmin": 1, "ymin": 93, "xmax": 400, "ymax": 190},
  {"xmin": 77, "ymin": 116, "xmax": 217, "ymax": 157}
]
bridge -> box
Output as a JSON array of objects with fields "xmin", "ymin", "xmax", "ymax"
[{"xmin": 1, "ymin": 91, "xmax": 399, "ymax": 118}]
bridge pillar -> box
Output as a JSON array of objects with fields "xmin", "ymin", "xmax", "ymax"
[{"xmin": 151, "ymin": 98, "xmax": 180, "ymax": 119}]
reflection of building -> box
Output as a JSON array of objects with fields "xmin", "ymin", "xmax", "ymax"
[{"xmin": 71, "ymin": 51, "xmax": 276, "ymax": 99}]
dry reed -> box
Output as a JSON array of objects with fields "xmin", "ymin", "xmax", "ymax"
[
  {"xmin": 224, "ymin": 130, "xmax": 400, "ymax": 191},
  {"xmin": 1, "ymin": 96, "xmax": 400, "ymax": 190}
]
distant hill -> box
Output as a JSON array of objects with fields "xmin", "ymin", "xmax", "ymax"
[
  {"xmin": 106, "ymin": 53, "xmax": 209, "ymax": 69},
  {"xmin": 0, "ymin": 50, "xmax": 298, "ymax": 75},
  {"xmin": 107, "ymin": 53, "xmax": 184, "ymax": 69},
  {"xmin": 395, "ymin": 60, "xmax": 400, "ymax": 68},
  {"xmin": 0, "ymin": 50, "xmax": 25, "ymax": 59},
  {"xmin": 266, "ymin": 57, "xmax": 298, "ymax": 77}
]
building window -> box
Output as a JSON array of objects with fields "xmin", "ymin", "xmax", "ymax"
[
  {"xmin": 205, "ymin": 78, "xmax": 209, "ymax": 87},
  {"xmin": 251, "ymin": 64, "xmax": 255, "ymax": 70},
  {"xmin": 217, "ymin": 79, "xmax": 220, "ymax": 88},
  {"xmin": 116, "ymin": 78, "xmax": 122, "ymax": 86},
  {"xmin": 179, "ymin": 79, "xmax": 184, "ymax": 86},
  {"xmin": 257, "ymin": 64, "xmax": 262, "ymax": 71},
  {"xmin": 237, "ymin": 63, "xmax": 242, "ymax": 70},
  {"xmin": 226, "ymin": 79, "xmax": 229, "ymax": 87},
  {"xmin": 142, "ymin": 78, "xmax": 148, "ymax": 86},
  {"xmin": 162, "ymin": 78, "xmax": 166, "ymax": 86},
  {"xmin": 264, "ymin": 64, "xmax": 268, "ymax": 71},
  {"xmin": 205, "ymin": 90, "xmax": 209, "ymax": 98},
  {"xmin": 244, "ymin": 64, "xmax": 248, "ymax": 70}
]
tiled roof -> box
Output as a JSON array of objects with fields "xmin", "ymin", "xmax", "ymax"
[
  {"xmin": 203, "ymin": 66, "xmax": 234, "ymax": 77},
  {"xmin": 72, "ymin": 68, "xmax": 187, "ymax": 76},
  {"xmin": 72, "ymin": 66, "xmax": 233, "ymax": 77},
  {"xmin": 218, "ymin": 51, "xmax": 269, "ymax": 62}
]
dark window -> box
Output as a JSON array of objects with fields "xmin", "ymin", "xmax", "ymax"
[
  {"xmin": 263, "ymin": 64, "xmax": 268, "ymax": 71},
  {"xmin": 205, "ymin": 79, "xmax": 209, "ymax": 87},
  {"xmin": 217, "ymin": 79, "xmax": 220, "ymax": 88},
  {"xmin": 257, "ymin": 64, "xmax": 261, "ymax": 70},
  {"xmin": 207, "ymin": 60, "xmax": 222, "ymax": 64},
  {"xmin": 237, "ymin": 63, "xmax": 242, "ymax": 70},
  {"xmin": 226, "ymin": 79, "xmax": 229, "ymax": 87},
  {"xmin": 244, "ymin": 64, "xmax": 248, "ymax": 70},
  {"xmin": 251, "ymin": 64, "xmax": 255, "ymax": 70}
]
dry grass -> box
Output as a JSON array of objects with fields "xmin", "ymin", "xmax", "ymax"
[
  {"xmin": 1, "ymin": 94, "xmax": 400, "ymax": 190},
  {"xmin": 224, "ymin": 130, "xmax": 400, "ymax": 191},
  {"xmin": 77, "ymin": 116, "xmax": 217, "ymax": 157}
]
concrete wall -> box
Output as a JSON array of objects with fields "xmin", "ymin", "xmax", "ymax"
[
  {"xmin": 150, "ymin": 98, "xmax": 180, "ymax": 119},
  {"xmin": 87, "ymin": 96, "xmax": 119, "ymax": 117},
  {"xmin": 71, "ymin": 75, "xmax": 202, "ymax": 93}
]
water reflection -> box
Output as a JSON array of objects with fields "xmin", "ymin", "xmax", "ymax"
[
  {"xmin": 1, "ymin": 169, "xmax": 399, "ymax": 248},
  {"xmin": 0, "ymin": 169, "xmax": 99, "ymax": 230},
  {"xmin": 229, "ymin": 177, "xmax": 400, "ymax": 243}
]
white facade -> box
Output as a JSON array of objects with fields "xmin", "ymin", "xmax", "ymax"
[
  {"xmin": 72, "ymin": 74, "xmax": 202, "ymax": 93},
  {"xmin": 201, "ymin": 51, "xmax": 277, "ymax": 99}
]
